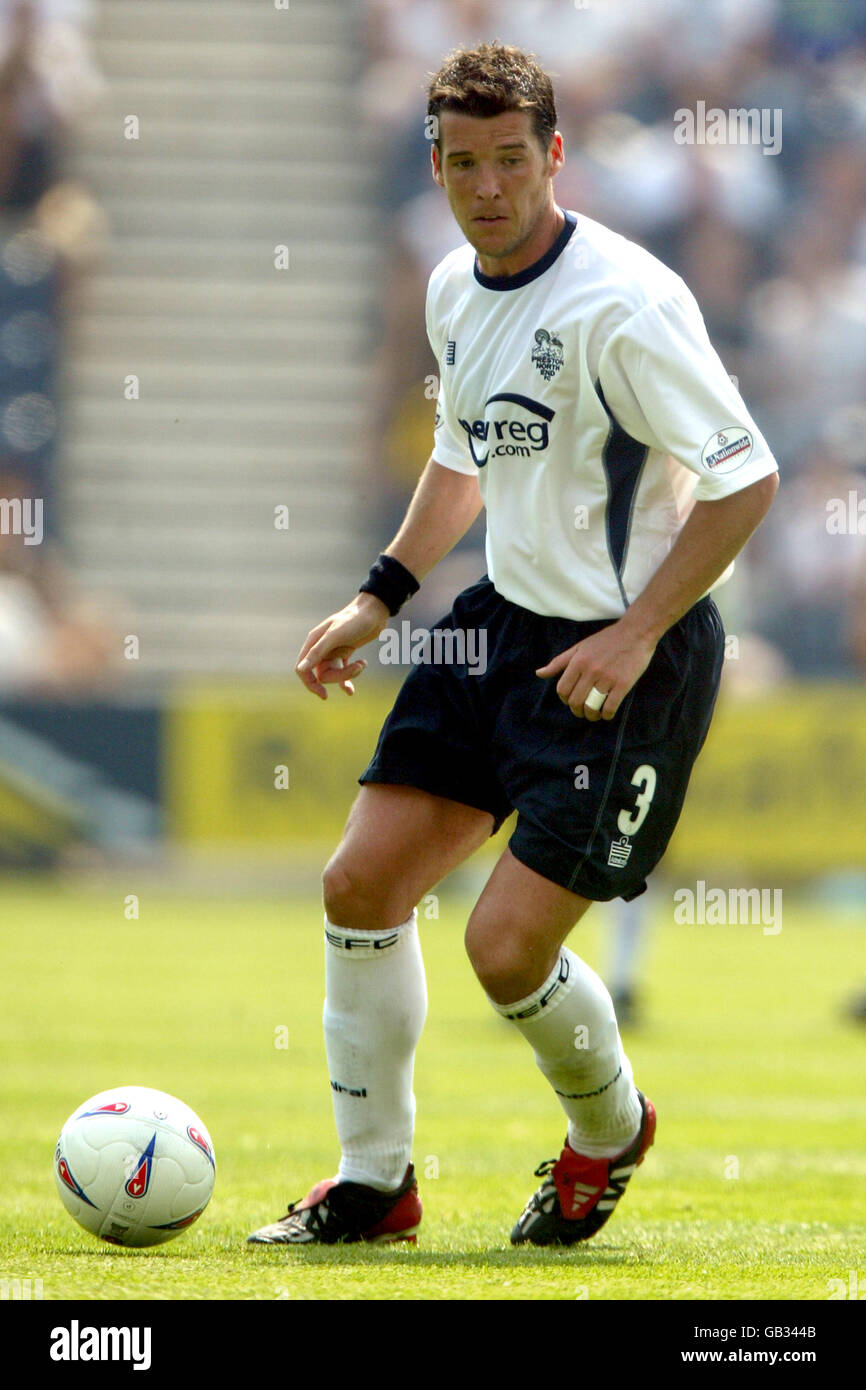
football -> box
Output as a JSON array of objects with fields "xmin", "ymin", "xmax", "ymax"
[{"xmin": 54, "ymin": 1086, "xmax": 216, "ymax": 1247}]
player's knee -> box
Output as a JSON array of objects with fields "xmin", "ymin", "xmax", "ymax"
[
  {"xmin": 464, "ymin": 915, "xmax": 532, "ymax": 1004},
  {"xmin": 322, "ymin": 857, "xmax": 370, "ymax": 927},
  {"xmin": 321, "ymin": 854, "xmax": 407, "ymax": 931}
]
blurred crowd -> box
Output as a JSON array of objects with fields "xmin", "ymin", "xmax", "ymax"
[
  {"xmin": 360, "ymin": 0, "xmax": 866, "ymax": 680},
  {"xmin": 0, "ymin": 0, "xmax": 113, "ymax": 695}
]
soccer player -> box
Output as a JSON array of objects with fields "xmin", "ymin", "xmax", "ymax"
[{"xmin": 248, "ymin": 43, "xmax": 779, "ymax": 1247}]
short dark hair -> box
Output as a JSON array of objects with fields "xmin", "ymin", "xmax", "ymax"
[{"xmin": 427, "ymin": 42, "xmax": 557, "ymax": 152}]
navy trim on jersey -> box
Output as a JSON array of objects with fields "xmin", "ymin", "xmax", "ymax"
[
  {"xmin": 596, "ymin": 380, "xmax": 649, "ymax": 607},
  {"xmin": 486, "ymin": 392, "xmax": 555, "ymax": 421},
  {"xmin": 473, "ymin": 210, "xmax": 577, "ymax": 291}
]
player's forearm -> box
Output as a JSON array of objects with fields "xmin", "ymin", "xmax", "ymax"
[
  {"xmin": 619, "ymin": 472, "xmax": 779, "ymax": 647},
  {"xmin": 384, "ymin": 456, "xmax": 483, "ymax": 581}
]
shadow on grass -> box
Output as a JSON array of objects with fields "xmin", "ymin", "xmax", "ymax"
[
  {"xmin": 50, "ymin": 1240, "xmax": 650, "ymax": 1270},
  {"xmin": 240, "ymin": 1243, "xmax": 650, "ymax": 1269}
]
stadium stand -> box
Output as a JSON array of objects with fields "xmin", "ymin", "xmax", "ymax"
[{"xmin": 62, "ymin": 0, "xmax": 373, "ymax": 675}]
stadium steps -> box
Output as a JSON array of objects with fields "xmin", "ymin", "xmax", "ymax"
[
  {"xmin": 102, "ymin": 1, "xmax": 344, "ymax": 44},
  {"xmin": 63, "ymin": 0, "xmax": 375, "ymax": 677}
]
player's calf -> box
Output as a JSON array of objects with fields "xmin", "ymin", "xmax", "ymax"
[{"xmin": 464, "ymin": 848, "xmax": 592, "ymax": 1003}]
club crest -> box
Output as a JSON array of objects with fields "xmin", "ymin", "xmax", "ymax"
[{"xmin": 531, "ymin": 328, "xmax": 564, "ymax": 382}]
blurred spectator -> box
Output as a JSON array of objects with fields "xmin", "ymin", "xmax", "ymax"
[
  {"xmin": 0, "ymin": 0, "xmax": 102, "ymax": 216},
  {"xmin": 0, "ymin": 0, "xmax": 105, "ymax": 512},
  {"xmin": 742, "ymin": 450, "xmax": 865, "ymax": 678},
  {"xmin": 0, "ymin": 0, "xmax": 112, "ymax": 699},
  {"xmin": 0, "ymin": 464, "xmax": 117, "ymax": 695},
  {"xmin": 846, "ymin": 529, "xmax": 866, "ymax": 675},
  {"xmin": 0, "ymin": 0, "xmax": 102, "ymax": 230}
]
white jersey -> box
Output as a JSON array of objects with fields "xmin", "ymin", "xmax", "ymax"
[{"xmin": 427, "ymin": 209, "xmax": 779, "ymax": 620}]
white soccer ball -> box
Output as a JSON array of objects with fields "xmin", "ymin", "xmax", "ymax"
[{"xmin": 54, "ymin": 1086, "xmax": 216, "ymax": 1247}]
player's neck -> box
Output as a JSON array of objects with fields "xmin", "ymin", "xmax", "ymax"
[{"xmin": 475, "ymin": 202, "xmax": 566, "ymax": 280}]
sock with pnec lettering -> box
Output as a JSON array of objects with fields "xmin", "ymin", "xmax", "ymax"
[
  {"xmin": 490, "ymin": 945, "xmax": 642, "ymax": 1157},
  {"xmin": 322, "ymin": 909, "xmax": 427, "ymax": 1191}
]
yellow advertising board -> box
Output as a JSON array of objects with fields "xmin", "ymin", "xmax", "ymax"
[
  {"xmin": 165, "ymin": 681, "xmax": 866, "ymax": 876},
  {"xmin": 665, "ymin": 684, "xmax": 866, "ymax": 876},
  {"xmin": 165, "ymin": 682, "xmax": 401, "ymax": 845},
  {"xmin": 0, "ymin": 777, "xmax": 79, "ymax": 848}
]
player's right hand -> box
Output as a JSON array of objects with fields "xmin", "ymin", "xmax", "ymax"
[{"xmin": 295, "ymin": 593, "xmax": 390, "ymax": 700}]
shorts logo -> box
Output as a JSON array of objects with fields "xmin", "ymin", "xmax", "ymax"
[
  {"xmin": 531, "ymin": 328, "xmax": 564, "ymax": 382},
  {"xmin": 608, "ymin": 836, "xmax": 633, "ymax": 868},
  {"xmin": 701, "ymin": 427, "xmax": 753, "ymax": 474}
]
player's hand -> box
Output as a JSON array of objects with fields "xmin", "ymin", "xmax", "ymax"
[
  {"xmin": 295, "ymin": 593, "xmax": 390, "ymax": 700},
  {"xmin": 536, "ymin": 619, "xmax": 657, "ymax": 721}
]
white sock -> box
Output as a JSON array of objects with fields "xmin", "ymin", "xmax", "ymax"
[
  {"xmin": 608, "ymin": 893, "xmax": 650, "ymax": 995},
  {"xmin": 323, "ymin": 909, "xmax": 426, "ymax": 1191},
  {"xmin": 491, "ymin": 946, "xmax": 642, "ymax": 1158}
]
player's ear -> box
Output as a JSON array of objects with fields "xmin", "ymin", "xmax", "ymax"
[
  {"xmin": 548, "ymin": 130, "xmax": 564, "ymax": 176},
  {"xmin": 431, "ymin": 142, "xmax": 445, "ymax": 187}
]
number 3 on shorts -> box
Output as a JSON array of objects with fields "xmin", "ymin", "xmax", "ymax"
[{"xmin": 617, "ymin": 764, "xmax": 657, "ymax": 836}]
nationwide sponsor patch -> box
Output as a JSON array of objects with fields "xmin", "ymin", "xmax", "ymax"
[{"xmin": 701, "ymin": 427, "xmax": 753, "ymax": 474}]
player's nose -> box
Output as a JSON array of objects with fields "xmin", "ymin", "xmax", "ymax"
[{"xmin": 473, "ymin": 164, "xmax": 502, "ymax": 199}]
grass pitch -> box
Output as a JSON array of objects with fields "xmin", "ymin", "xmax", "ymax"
[{"xmin": 1, "ymin": 880, "xmax": 864, "ymax": 1301}]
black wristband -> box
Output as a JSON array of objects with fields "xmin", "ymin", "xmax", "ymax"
[{"xmin": 359, "ymin": 553, "xmax": 421, "ymax": 616}]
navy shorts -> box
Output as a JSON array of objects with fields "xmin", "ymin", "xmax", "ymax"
[{"xmin": 359, "ymin": 576, "xmax": 724, "ymax": 901}]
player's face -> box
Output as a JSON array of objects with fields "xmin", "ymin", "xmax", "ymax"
[{"xmin": 432, "ymin": 109, "xmax": 564, "ymax": 276}]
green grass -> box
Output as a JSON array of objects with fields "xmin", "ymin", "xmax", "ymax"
[{"xmin": 1, "ymin": 881, "xmax": 864, "ymax": 1300}]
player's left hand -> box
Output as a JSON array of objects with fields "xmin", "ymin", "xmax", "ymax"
[{"xmin": 536, "ymin": 620, "xmax": 657, "ymax": 721}]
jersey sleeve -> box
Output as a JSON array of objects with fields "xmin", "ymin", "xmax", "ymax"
[
  {"xmin": 597, "ymin": 289, "xmax": 779, "ymax": 499},
  {"xmin": 425, "ymin": 279, "xmax": 477, "ymax": 477}
]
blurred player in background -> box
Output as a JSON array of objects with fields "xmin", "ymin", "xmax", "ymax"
[{"xmin": 249, "ymin": 42, "xmax": 778, "ymax": 1248}]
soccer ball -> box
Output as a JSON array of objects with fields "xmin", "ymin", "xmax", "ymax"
[{"xmin": 54, "ymin": 1086, "xmax": 215, "ymax": 1247}]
